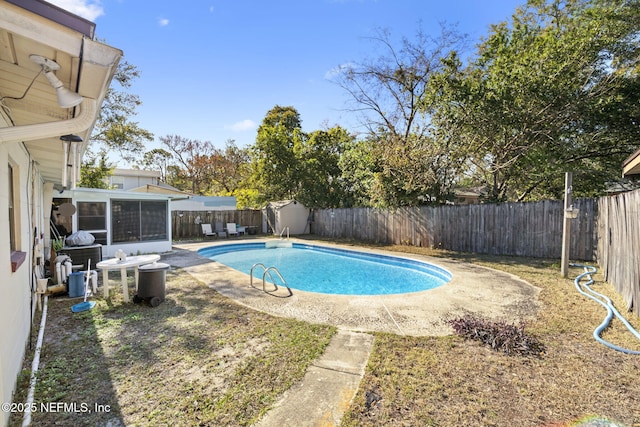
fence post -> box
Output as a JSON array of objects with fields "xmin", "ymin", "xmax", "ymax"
[{"xmin": 561, "ymin": 172, "xmax": 572, "ymax": 278}]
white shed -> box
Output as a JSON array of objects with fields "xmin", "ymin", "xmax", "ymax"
[{"xmin": 263, "ymin": 200, "xmax": 310, "ymax": 236}]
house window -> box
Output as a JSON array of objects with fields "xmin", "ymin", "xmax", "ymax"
[
  {"xmin": 111, "ymin": 200, "xmax": 167, "ymax": 243},
  {"xmin": 110, "ymin": 176, "xmax": 124, "ymax": 190},
  {"xmin": 78, "ymin": 202, "xmax": 107, "ymax": 245}
]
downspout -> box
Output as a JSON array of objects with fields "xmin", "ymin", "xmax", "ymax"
[
  {"xmin": 0, "ymin": 98, "xmax": 97, "ymax": 143},
  {"xmin": 42, "ymin": 182, "xmax": 54, "ymax": 262},
  {"xmin": 71, "ymin": 141, "xmax": 77, "ymax": 189},
  {"xmin": 72, "ymin": 139, "xmax": 81, "ymax": 189},
  {"xmin": 61, "ymin": 140, "xmax": 69, "ymax": 190}
]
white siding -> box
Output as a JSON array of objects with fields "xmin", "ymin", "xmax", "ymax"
[{"xmin": 0, "ymin": 143, "xmax": 37, "ymax": 427}]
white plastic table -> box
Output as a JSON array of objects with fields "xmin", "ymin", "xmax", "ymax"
[{"xmin": 96, "ymin": 254, "xmax": 161, "ymax": 302}]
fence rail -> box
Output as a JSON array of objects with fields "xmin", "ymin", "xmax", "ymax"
[{"xmin": 313, "ymin": 199, "xmax": 597, "ymax": 261}]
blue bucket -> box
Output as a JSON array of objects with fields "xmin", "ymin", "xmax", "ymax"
[{"xmin": 68, "ymin": 272, "xmax": 85, "ymax": 298}]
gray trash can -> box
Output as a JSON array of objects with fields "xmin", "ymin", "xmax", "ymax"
[{"xmin": 134, "ymin": 262, "xmax": 170, "ymax": 307}]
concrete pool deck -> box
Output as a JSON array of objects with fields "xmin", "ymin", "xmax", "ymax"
[
  {"xmin": 162, "ymin": 239, "xmax": 541, "ymax": 426},
  {"xmin": 164, "ymin": 239, "xmax": 541, "ymax": 337}
]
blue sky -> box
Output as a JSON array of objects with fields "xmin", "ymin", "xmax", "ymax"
[{"xmin": 50, "ymin": 0, "xmax": 524, "ymax": 164}]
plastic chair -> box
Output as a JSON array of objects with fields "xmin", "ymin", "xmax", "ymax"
[
  {"xmin": 201, "ymin": 224, "xmax": 216, "ymax": 239},
  {"xmin": 215, "ymin": 222, "xmax": 227, "ymax": 238},
  {"xmin": 226, "ymin": 223, "xmax": 238, "ymax": 237}
]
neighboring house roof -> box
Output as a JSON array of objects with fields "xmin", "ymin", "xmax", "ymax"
[
  {"xmin": 171, "ymin": 196, "xmax": 237, "ymax": 211},
  {"xmin": 59, "ymin": 187, "xmax": 176, "ymax": 200},
  {"xmin": 455, "ymin": 190, "xmax": 481, "ymax": 198},
  {"xmin": 191, "ymin": 196, "xmax": 237, "ymax": 207},
  {"xmin": 264, "ymin": 200, "xmax": 304, "ymax": 210},
  {"xmin": 622, "ymin": 148, "xmax": 640, "ymax": 177},
  {"xmin": 113, "ymin": 168, "xmax": 162, "ymax": 178},
  {"xmin": 604, "ymin": 180, "xmax": 640, "ymax": 195},
  {"xmin": 128, "ymin": 183, "xmax": 190, "ymax": 198}
]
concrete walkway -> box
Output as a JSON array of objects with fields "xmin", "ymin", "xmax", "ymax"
[{"xmin": 253, "ymin": 330, "xmax": 374, "ymax": 427}]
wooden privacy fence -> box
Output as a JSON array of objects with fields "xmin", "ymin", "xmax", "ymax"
[
  {"xmin": 597, "ymin": 190, "xmax": 640, "ymax": 316},
  {"xmin": 313, "ymin": 198, "xmax": 598, "ymax": 261},
  {"xmin": 171, "ymin": 209, "xmax": 262, "ymax": 240},
  {"xmin": 169, "ymin": 194, "xmax": 640, "ymax": 316}
]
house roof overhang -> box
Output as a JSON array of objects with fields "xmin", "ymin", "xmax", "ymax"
[
  {"xmin": 0, "ymin": 0, "xmax": 122, "ymax": 189},
  {"xmin": 622, "ymin": 147, "xmax": 640, "ymax": 177}
]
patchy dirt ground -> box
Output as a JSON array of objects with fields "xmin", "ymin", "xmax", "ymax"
[
  {"xmin": 9, "ymin": 241, "xmax": 640, "ymax": 427},
  {"xmin": 9, "ymin": 269, "xmax": 335, "ymax": 427}
]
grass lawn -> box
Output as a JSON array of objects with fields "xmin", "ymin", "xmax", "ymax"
[
  {"xmin": 9, "ymin": 243, "xmax": 640, "ymax": 426},
  {"xmin": 9, "ymin": 268, "xmax": 335, "ymax": 427},
  {"xmin": 342, "ymin": 246, "xmax": 640, "ymax": 426}
]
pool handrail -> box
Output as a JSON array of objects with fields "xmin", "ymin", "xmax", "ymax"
[
  {"xmin": 250, "ymin": 263, "xmax": 292, "ymax": 297},
  {"xmin": 279, "ymin": 226, "xmax": 289, "ymax": 240}
]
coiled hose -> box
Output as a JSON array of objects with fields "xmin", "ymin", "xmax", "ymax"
[{"xmin": 572, "ymin": 263, "xmax": 640, "ymax": 355}]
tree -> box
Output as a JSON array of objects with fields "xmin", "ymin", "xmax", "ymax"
[
  {"xmin": 79, "ymin": 152, "xmax": 114, "ymax": 189},
  {"xmin": 137, "ymin": 148, "xmax": 172, "ymax": 182},
  {"xmin": 89, "ymin": 59, "xmax": 154, "ymax": 163},
  {"xmin": 81, "ymin": 58, "xmax": 154, "ymax": 186},
  {"xmin": 297, "ymin": 126, "xmax": 354, "ymax": 208},
  {"xmin": 250, "ymin": 106, "xmax": 305, "ymax": 203},
  {"xmin": 334, "ymin": 24, "xmax": 469, "ymax": 206},
  {"xmin": 435, "ymin": 0, "xmax": 640, "ymax": 202},
  {"xmin": 338, "ymin": 137, "xmax": 378, "ymax": 207},
  {"xmin": 207, "ymin": 140, "xmax": 251, "ymax": 194},
  {"xmin": 159, "ymin": 135, "xmax": 215, "ymax": 194},
  {"xmin": 248, "ymin": 106, "xmax": 356, "ymax": 208}
]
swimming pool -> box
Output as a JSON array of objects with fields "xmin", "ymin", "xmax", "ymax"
[{"xmin": 198, "ymin": 242, "xmax": 452, "ymax": 295}]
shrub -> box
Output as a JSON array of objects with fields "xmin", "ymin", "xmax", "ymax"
[{"xmin": 448, "ymin": 315, "xmax": 545, "ymax": 357}]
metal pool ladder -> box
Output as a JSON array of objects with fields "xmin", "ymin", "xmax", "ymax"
[
  {"xmin": 250, "ymin": 263, "xmax": 292, "ymax": 297},
  {"xmin": 279, "ymin": 226, "xmax": 289, "ymax": 239}
]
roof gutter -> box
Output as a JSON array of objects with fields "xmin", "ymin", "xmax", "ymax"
[{"xmin": 0, "ymin": 98, "xmax": 97, "ymax": 144}]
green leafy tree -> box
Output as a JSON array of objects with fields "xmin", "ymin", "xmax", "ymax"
[
  {"xmin": 82, "ymin": 59, "xmax": 154, "ymax": 185},
  {"xmin": 297, "ymin": 126, "xmax": 354, "ymax": 208},
  {"xmin": 89, "ymin": 59, "xmax": 154, "ymax": 163},
  {"xmin": 334, "ymin": 25, "xmax": 468, "ymax": 206},
  {"xmin": 435, "ymin": 0, "xmax": 640, "ymax": 202},
  {"xmin": 79, "ymin": 153, "xmax": 114, "ymax": 189},
  {"xmin": 249, "ymin": 106, "xmax": 356, "ymax": 208},
  {"xmin": 250, "ymin": 106, "xmax": 305, "ymax": 203},
  {"xmin": 338, "ymin": 137, "xmax": 378, "ymax": 207}
]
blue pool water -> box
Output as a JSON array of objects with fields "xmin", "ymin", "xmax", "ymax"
[{"xmin": 198, "ymin": 242, "xmax": 452, "ymax": 295}]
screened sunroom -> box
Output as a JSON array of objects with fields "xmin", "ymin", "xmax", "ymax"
[{"xmin": 53, "ymin": 188, "xmax": 175, "ymax": 258}]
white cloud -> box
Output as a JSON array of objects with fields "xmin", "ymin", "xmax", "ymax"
[
  {"xmin": 47, "ymin": 0, "xmax": 104, "ymax": 22},
  {"xmin": 225, "ymin": 119, "xmax": 256, "ymax": 132},
  {"xmin": 324, "ymin": 62, "xmax": 354, "ymax": 80},
  {"xmin": 158, "ymin": 18, "xmax": 170, "ymax": 26}
]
